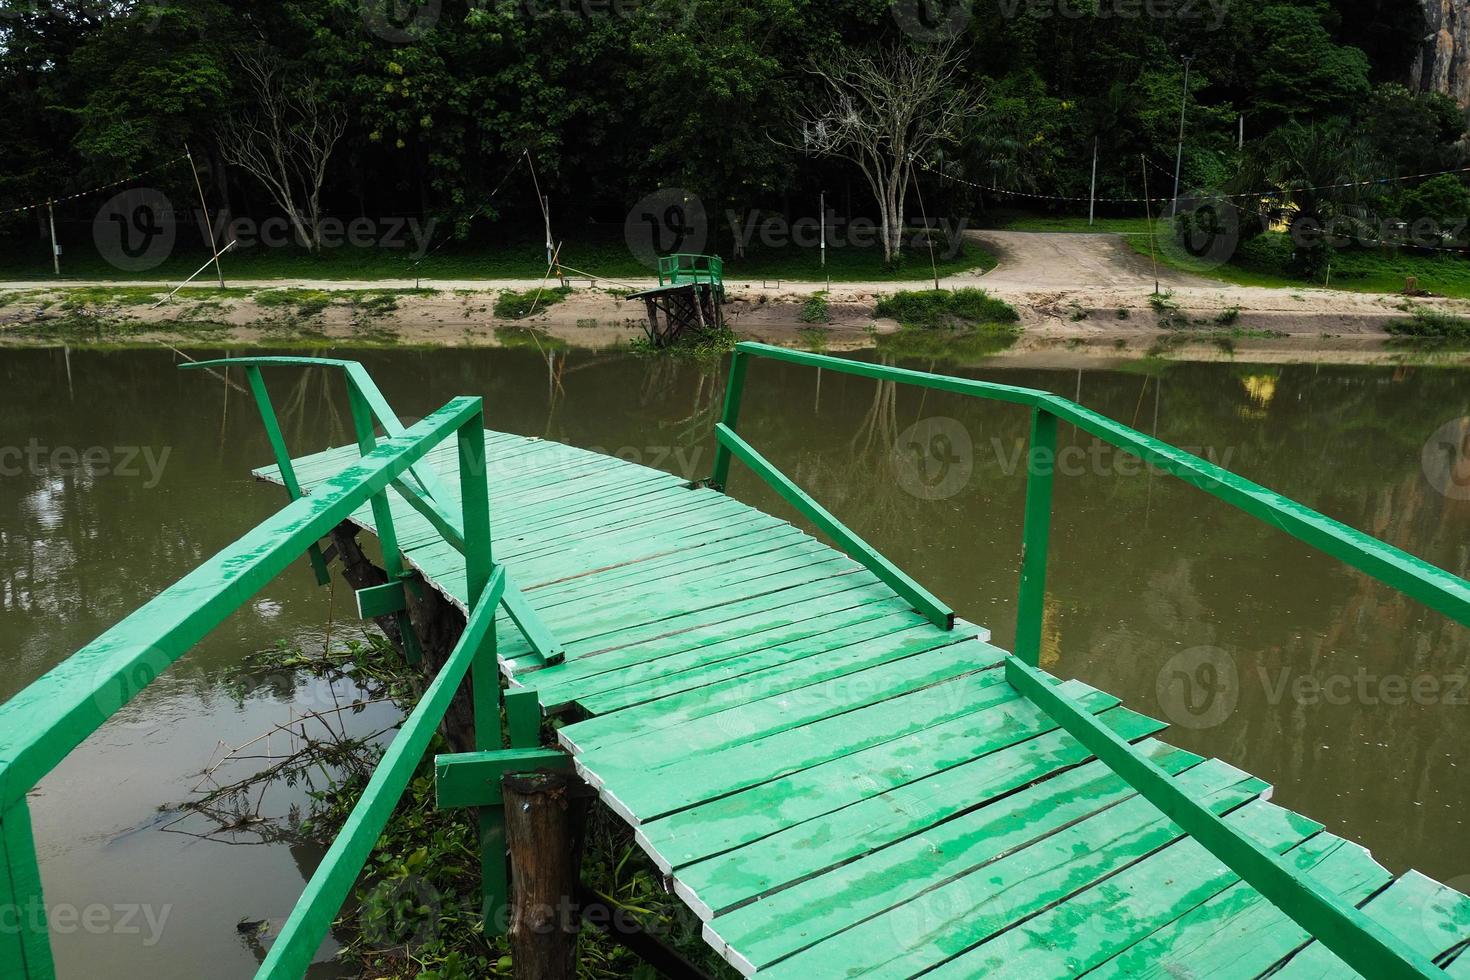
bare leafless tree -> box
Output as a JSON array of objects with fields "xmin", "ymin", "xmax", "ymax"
[
  {"xmin": 792, "ymin": 41, "xmax": 983, "ymax": 266},
  {"xmin": 218, "ymin": 50, "xmax": 346, "ymax": 252}
]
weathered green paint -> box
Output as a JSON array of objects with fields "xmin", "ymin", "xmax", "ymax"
[
  {"xmin": 504, "ymin": 689, "xmax": 541, "ymax": 748},
  {"xmin": 0, "ymin": 798, "xmax": 53, "ymax": 980},
  {"xmin": 709, "ymin": 347, "xmax": 748, "ymax": 490},
  {"xmin": 1005, "ymin": 654, "xmax": 1445, "ymax": 979},
  {"xmin": 241, "ymin": 365, "xmax": 331, "ymax": 585},
  {"xmin": 714, "ymin": 423, "xmax": 954, "ymax": 629},
  {"xmin": 355, "ymin": 580, "xmax": 409, "ymax": 619},
  {"xmin": 1014, "ymin": 406, "xmax": 1057, "ymax": 667},
  {"xmin": 731, "ymin": 342, "xmax": 1470, "ymax": 626},
  {"xmin": 433, "ymin": 747, "xmax": 569, "ymax": 809},
  {"xmin": 0, "ymin": 398, "xmax": 484, "ymax": 811},
  {"xmin": 258, "ymin": 566, "xmax": 506, "ymax": 979},
  {"xmin": 11, "ymin": 354, "xmax": 1464, "ymax": 979}
]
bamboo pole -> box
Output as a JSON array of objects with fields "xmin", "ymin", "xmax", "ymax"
[{"xmin": 186, "ymin": 143, "xmax": 225, "ymax": 287}]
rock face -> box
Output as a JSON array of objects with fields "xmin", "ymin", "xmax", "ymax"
[{"xmin": 1414, "ymin": 0, "xmax": 1470, "ymax": 105}]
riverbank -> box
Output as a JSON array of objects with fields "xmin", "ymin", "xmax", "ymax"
[
  {"xmin": 4, "ymin": 229, "xmax": 1470, "ymax": 365},
  {"xmin": 2, "ymin": 278, "xmax": 1466, "ymax": 366}
]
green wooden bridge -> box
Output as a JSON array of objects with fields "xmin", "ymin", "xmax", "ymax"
[{"xmin": 3, "ymin": 344, "xmax": 1470, "ymax": 978}]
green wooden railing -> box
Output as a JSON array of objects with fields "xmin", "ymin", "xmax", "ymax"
[
  {"xmin": 0, "ymin": 359, "xmax": 567, "ymax": 978},
  {"xmin": 712, "ymin": 341, "xmax": 1470, "ymax": 980},
  {"xmin": 657, "ymin": 253, "xmax": 723, "ymax": 290}
]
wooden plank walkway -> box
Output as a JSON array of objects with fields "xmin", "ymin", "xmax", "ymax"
[{"xmin": 266, "ymin": 430, "xmax": 1470, "ymax": 979}]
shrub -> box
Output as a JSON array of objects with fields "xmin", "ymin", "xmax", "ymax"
[{"xmin": 874, "ymin": 288, "xmax": 1018, "ymax": 329}]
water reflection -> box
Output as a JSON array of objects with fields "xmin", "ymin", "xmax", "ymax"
[{"xmin": 0, "ymin": 346, "xmax": 1466, "ymax": 976}]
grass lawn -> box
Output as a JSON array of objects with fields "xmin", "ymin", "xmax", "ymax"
[
  {"xmin": 980, "ymin": 208, "xmax": 1157, "ymax": 236},
  {"xmin": 1128, "ymin": 229, "xmax": 1470, "ymax": 299},
  {"xmin": 0, "ymin": 228, "xmax": 995, "ymax": 284}
]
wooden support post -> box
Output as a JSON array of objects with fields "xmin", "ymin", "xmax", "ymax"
[{"xmin": 503, "ymin": 770, "xmax": 594, "ymax": 980}]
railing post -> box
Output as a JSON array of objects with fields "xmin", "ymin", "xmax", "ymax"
[
  {"xmin": 346, "ymin": 381, "xmax": 423, "ymax": 664},
  {"xmin": 242, "ymin": 366, "xmax": 331, "ymax": 586},
  {"xmin": 455, "ymin": 404, "xmax": 510, "ymax": 933},
  {"xmin": 709, "ymin": 347, "xmax": 749, "ymax": 490},
  {"xmin": 1014, "ymin": 406, "xmax": 1058, "ymax": 667},
  {"xmin": 0, "ymin": 797, "xmax": 55, "ymax": 979}
]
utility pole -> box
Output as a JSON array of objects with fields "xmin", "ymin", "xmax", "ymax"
[
  {"xmin": 47, "ymin": 201, "xmax": 60, "ymax": 276},
  {"xmin": 1171, "ymin": 54, "xmax": 1193, "ymax": 217},
  {"xmin": 1142, "ymin": 155, "xmax": 1159, "ymax": 295},
  {"xmin": 1238, "ymin": 114, "xmax": 1245, "ymax": 150},
  {"xmin": 543, "ymin": 195, "xmax": 553, "ymax": 270},
  {"xmin": 1089, "ymin": 137, "xmax": 1099, "ymax": 227},
  {"xmin": 819, "ymin": 190, "xmax": 826, "ymax": 269}
]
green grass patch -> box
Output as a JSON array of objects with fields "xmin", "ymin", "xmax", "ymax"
[
  {"xmin": 0, "ymin": 227, "xmax": 995, "ymax": 285},
  {"xmin": 255, "ymin": 288, "xmax": 334, "ymax": 317},
  {"xmin": 874, "ymin": 288, "xmax": 1018, "ymax": 330},
  {"xmin": 981, "ymin": 209, "xmax": 1156, "ymax": 235},
  {"xmin": 494, "ymin": 285, "xmax": 571, "ymax": 319},
  {"xmin": 1389, "ymin": 305, "xmax": 1470, "ymax": 340},
  {"xmin": 57, "ymin": 286, "xmax": 165, "ymax": 309},
  {"xmin": 800, "ymin": 293, "xmax": 831, "ymax": 323}
]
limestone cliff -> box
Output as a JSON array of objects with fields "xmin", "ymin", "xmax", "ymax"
[{"xmin": 1414, "ymin": 0, "xmax": 1470, "ymax": 105}]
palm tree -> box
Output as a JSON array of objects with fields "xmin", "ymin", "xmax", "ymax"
[{"xmin": 1236, "ymin": 120, "xmax": 1381, "ymax": 277}]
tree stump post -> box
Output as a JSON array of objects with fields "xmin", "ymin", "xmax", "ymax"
[{"xmin": 502, "ymin": 770, "xmax": 595, "ymax": 980}]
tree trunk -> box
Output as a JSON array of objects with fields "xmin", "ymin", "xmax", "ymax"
[{"xmin": 504, "ymin": 770, "xmax": 595, "ymax": 980}]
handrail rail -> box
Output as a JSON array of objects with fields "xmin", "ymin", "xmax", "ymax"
[
  {"xmin": 717, "ymin": 342, "xmax": 1470, "ymax": 630},
  {"xmin": 181, "ymin": 356, "xmax": 567, "ymax": 667},
  {"xmin": 712, "ymin": 340, "xmax": 1470, "ymax": 979},
  {"xmin": 0, "ymin": 396, "xmax": 493, "ymax": 978}
]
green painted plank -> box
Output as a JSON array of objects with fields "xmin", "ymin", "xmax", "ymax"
[
  {"xmin": 637, "ymin": 690, "xmax": 1158, "ymax": 876},
  {"xmin": 530, "ymin": 585, "xmax": 910, "ymax": 704},
  {"xmin": 1083, "ymin": 833, "xmax": 1393, "ymax": 980},
  {"xmin": 1266, "ymin": 871, "xmax": 1470, "ymax": 977},
  {"xmin": 560, "ymin": 607, "xmax": 925, "ymax": 747},
  {"xmin": 519, "ymin": 525, "xmax": 811, "ymax": 603},
  {"xmin": 507, "ymin": 571, "xmax": 881, "ymax": 687},
  {"xmin": 674, "ymin": 681, "xmax": 1128, "ymax": 920},
  {"xmin": 591, "ymin": 650, "xmax": 1008, "ymax": 823},
  {"xmin": 496, "ymin": 541, "xmax": 844, "ymax": 649},
  {"xmin": 760, "ymin": 759, "xmax": 1271, "ymax": 980},
  {"xmin": 921, "ymin": 797, "xmax": 1323, "ymax": 980},
  {"xmin": 574, "ymin": 631, "xmax": 980, "ymax": 776},
  {"xmin": 1006, "ymin": 656, "xmax": 1443, "ymax": 980},
  {"xmin": 498, "ymin": 554, "xmax": 859, "ymax": 665},
  {"xmin": 705, "ymin": 730, "xmax": 1190, "ymax": 973}
]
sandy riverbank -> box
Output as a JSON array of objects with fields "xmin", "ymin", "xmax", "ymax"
[{"xmin": 2, "ymin": 229, "xmax": 1468, "ymax": 365}]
